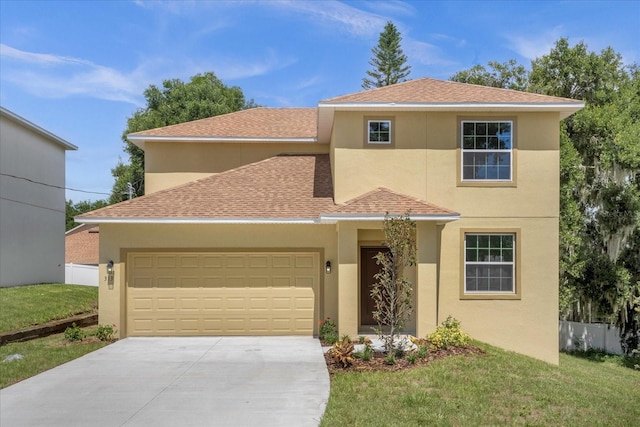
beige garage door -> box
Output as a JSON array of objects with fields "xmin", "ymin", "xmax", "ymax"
[{"xmin": 126, "ymin": 251, "xmax": 319, "ymax": 336}]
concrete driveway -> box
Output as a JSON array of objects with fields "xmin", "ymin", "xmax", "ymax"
[{"xmin": 0, "ymin": 336, "xmax": 329, "ymax": 427}]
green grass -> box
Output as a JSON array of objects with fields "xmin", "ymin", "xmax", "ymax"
[
  {"xmin": 0, "ymin": 284, "xmax": 98, "ymax": 333},
  {"xmin": 0, "ymin": 326, "xmax": 110, "ymax": 388},
  {"xmin": 320, "ymin": 342, "xmax": 640, "ymax": 426}
]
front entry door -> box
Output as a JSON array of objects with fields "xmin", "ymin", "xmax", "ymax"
[{"xmin": 360, "ymin": 247, "xmax": 389, "ymax": 326}]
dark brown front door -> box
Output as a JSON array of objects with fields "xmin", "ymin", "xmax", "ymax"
[{"xmin": 360, "ymin": 246, "xmax": 389, "ymax": 326}]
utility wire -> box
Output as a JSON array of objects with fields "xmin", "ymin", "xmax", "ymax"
[{"xmin": 0, "ymin": 172, "xmax": 111, "ymax": 196}]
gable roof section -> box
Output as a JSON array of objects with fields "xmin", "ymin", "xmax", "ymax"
[
  {"xmin": 320, "ymin": 188, "xmax": 459, "ymax": 222},
  {"xmin": 77, "ymin": 155, "xmax": 459, "ymax": 224},
  {"xmin": 127, "ymin": 107, "xmax": 318, "ymax": 149},
  {"xmin": 77, "ymin": 154, "xmax": 335, "ymax": 224},
  {"xmin": 321, "ymin": 77, "xmax": 582, "ymax": 105}
]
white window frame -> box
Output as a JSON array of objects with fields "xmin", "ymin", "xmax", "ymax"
[
  {"xmin": 461, "ymin": 120, "xmax": 513, "ymax": 181},
  {"xmin": 367, "ymin": 120, "xmax": 392, "ymax": 145},
  {"xmin": 464, "ymin": 233, "xmax": 515, "ymax": 294}
]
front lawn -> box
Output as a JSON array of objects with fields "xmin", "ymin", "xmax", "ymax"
[
  {"xmin": 0, "ymin": 326, "xmax": 110, "ymax": 388},
  {"xmin": 320, "ymin": 342, "xmax": 639, "ymax": 426},
  {"xmin": 0, "ymin": 284, "xmax": 98, "ymax": 333}
]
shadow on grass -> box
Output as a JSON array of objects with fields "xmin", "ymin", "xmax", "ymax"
[{"xmin": 563, "ymin": 348, "xmax": 639, "ymax": 370}]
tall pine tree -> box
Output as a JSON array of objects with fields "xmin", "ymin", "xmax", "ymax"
[{"xmin": 362, "ymin": 21, "xmax": 411, "ymax": 89}]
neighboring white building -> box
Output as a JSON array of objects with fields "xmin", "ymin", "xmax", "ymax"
[{"xmin": 0, "ymin": 107, "xmax": 77, "ymax": 287}]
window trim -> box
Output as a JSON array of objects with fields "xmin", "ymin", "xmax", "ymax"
[
  {"xmin": 363, "ymin": 116, "xmax": 395, "ymax": 147},
  {"xmin": 459, "ymin": 228, "xmax": 521, "ymax": 300},
  {"xmin": 456, "ymin": 117, "xmax": 517, "ymax": 187}
]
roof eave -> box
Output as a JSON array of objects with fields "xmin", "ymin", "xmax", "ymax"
[
  {"xmin": 319, "ymin": 213, "xmax": 461, "ymax": 224},
  {"xmin": 75, "ymin": 216, "xmax": 321, "ymax": 225},
  {"xmin": 127, "ymin": 135, "xmax": 320, "ymax": 150}
]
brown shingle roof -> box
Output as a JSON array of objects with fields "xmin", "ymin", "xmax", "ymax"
[
  {"xmin": 78, "ymin": 154, "xmax": 334, "ymax": 221},
  {"xmin": 65, "ymin": 224, "xmax": 99, "ymax": 264},
  {"xmin": 128, "ymin": 107, "xmax": 317, "ymax": 139},
  {"xmin": 321, "ymin": 77, "xmax": 582, "ymax": 105},
  {"xmin": 326, "ymin": 188, "xmax": 458, "ymax": 217}
]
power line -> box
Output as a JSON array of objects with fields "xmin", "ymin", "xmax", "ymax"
[{"xmin": 0, "ymin": 172, "xmax": 111, "ymax": 196}]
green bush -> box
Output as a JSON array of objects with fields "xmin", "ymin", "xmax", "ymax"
[
  {"xmin": 319, "ymin": 317, "xmax": 338, "ymax": 344},
  {"xmin": 417, "ymin": 344, "xmax": 429, "ymax": 359},
  {"xmin": 64, "ymin": 323, "xmax": 85, "ymax": 342},
  {"xmin": 352, "ymin": 343, "xmax": 373, "ymax": 361},
  {"xmin": 95, "ymin": 324, "xmax": 117, "ymax": 341},
  {"xmin": 407, "ymin": 352, "xmax": 417, "ymax": 364},
  {"xmin": 384, "ymin": 353, "xmax": 396, "ymax": 365},
  {"xmin": 428, "ymin": 316, "xmax": 471, "ymax": 350}
]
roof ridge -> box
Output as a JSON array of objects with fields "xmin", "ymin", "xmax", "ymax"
[
  {"xmin": 320, "ymin": 76, "xmax": 583, "ymax": 104},
  {"xmin": 320, "ymin": 78, "xmax": 427, "ymax": 103}
]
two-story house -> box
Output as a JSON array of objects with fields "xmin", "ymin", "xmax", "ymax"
[
  {"xmin": 1, "ymin": 107, "xmax": 77, "ymax": 287},
  {"xmin": 78, "ymin": 78, "xmax": 583, "ymax": 363}
]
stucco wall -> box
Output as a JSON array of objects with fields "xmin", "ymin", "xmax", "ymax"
[
  {"xmin": 98, "ymin": 223, "xmax": 338, "ymax": 337},
  {"xmin": 144, "ymin": 141, "xmax": 329, "ymax": 194},
  {"xmin": 330, "ymin": 110, "xmax": 561, "ymax": 363},
  {"xmin": 0, "ymin": 116, "xmax": 66, "ymax": 286}
]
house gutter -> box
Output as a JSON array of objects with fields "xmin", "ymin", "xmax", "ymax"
[
  {"xmin": 127, "ymin": 135, "xmax": 320, "ymax": 150},
  {"xmin": 75, "ymin": 217, "xmax": 320, "ymax": 225},
  {"xmin": 319, "ymin": 213, "xmax": 461, "ymax": 223}
]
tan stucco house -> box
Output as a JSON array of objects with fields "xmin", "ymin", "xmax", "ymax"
[
  {"xmin": 0, "ymin": 107, "xmax": 77, "ymax": 287},
  {"xmin": 78, "ymin": 78, "xmax": 584, "ymax": 363}
]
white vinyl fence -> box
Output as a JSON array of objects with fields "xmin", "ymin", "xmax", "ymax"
[
  {"xmin": 559, "ymin": 320, "xmax": 623, "ymax": 355},
  {"xmin": 64, "ymin": 263, "xmax": 99, "ymax": 287}
]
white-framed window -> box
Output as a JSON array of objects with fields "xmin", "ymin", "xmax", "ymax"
[
  {"xmin": 368, "ymin": 120, "xmax": 391, "ymax": 144},
  {"xmin": 461, "ymin": 121, "xmax": 512, "ymax": 180},
  {"xmin": 464, "ymin": 233, "xmax": 515, "ymax": 293}
]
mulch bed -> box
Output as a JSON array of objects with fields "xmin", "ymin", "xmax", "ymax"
[{"xmin": 323, "ymin": 344, "xmax": 485, "ymax": 374}]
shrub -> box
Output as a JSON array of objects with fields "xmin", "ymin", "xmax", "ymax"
[
  {"xmin": 407, "ymin": 352, "xmax": 417, "ymax": 364},
  {"xmin": 361, "ymin": 343, "xmax": 373, "ymax": 361},
  {"xmin": 319, "ymin": 317, "xmax": 338, "ymax": 344},
  {"xmin": 328, "ymin": 335, "xmax": 355, "ymax": 368},
  {"xmin": 323, "ymin": 332, "xmax": 338, "ymax": 345},
  {"xmin": 64, "ymin": 323, "xmax": 85, "ymax": 342},
  {"xmin": 384, "ymin": 353, "xmax": 396, "ymax": 365},
  {"xmin": 95, "ymin": 324, "xmax": 117, "ymax": 341},
  {"xmin": 417, "ymin": 344, "xmax": 429, "ymax": 359},
  {"xmin": 358, "ymin": 336, "xmax": 372, "ymax": 344},
  {"xmin": 428, "ymin": 316, "xmax": 471, "ymax": 350}
]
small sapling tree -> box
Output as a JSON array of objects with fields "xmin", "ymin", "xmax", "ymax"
[{"xmin": 371, "ymin": 212, "xmax": 416, "ymax": 354}]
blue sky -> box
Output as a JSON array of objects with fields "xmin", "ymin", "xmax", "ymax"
[{"xmin": 1, "ymin": 0, "xmax": 638, "ymax": 202}]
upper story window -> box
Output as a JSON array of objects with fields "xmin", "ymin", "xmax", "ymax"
[
  {"xmin": 461, "ymin": 121, "xmax": 512, "ymax": 181},
  {"xmin": 368, "ymin": 120, "xmax": 391, "ymax": 144}
]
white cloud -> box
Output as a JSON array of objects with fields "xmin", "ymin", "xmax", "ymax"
[
  {"xmin": 188, "ymin": 49, "xmax": 297, "ymax": 81},
  {"xmin": 360, "ymin": 0, "xmax": 416, "ymax": 17},
  {"xmin": 405, "ymin": 39, "xmax": 457, "ymax": 67},
  {"xmin": 274, "ymin": 0, "xmax": 387, "ymax": 38},
  {"xmin": 505, "ymin": 26, "xmax": 564, "ymax": 60},
  {"xmin": 0, "ymin": 44, "xmax": 146, "ymax": 104}
]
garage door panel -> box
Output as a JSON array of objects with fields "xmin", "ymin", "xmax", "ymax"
[
  {"xmin": 127, "ymin": 252, "xmax": 319, "ymax": 336},
  {"xmin": 132, "ymin": 277, "xmax": 153, "ymax": 288},
  {"xmin": 180, "ymin": 298, "xmax": 200, "ymax": 310},
  {"xmin": 157, "ymin": 255, "xmax": 177, "ymax": 268},
  {"xmin": 295, "ymin": 255, "xmax": 315, "ymax": 268},
  {"xmin": 179, "ymin": 255, "xmax": 199, "ymax": 268},
  {"xmin": 272, "ymin": 277, "xmax": 292, "ymax": 287}
]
